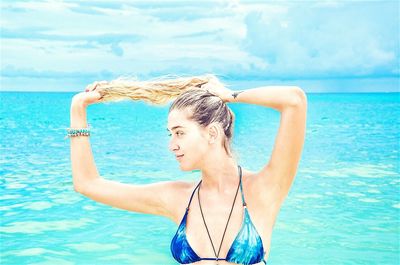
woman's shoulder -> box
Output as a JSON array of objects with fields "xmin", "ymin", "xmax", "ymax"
[
  {"xmin": 163, "ymin": 179, "xmax": 199, "ymax": 224},
  {"xmin": 166, "ymin": 179, "xmax": 198, "ymax": 192},
  {"xmin": 241, "ymin": 167, "xmax": 258, "ymax": 187}
]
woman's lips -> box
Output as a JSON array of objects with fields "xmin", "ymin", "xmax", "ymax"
[{"xmin": 176, "ymin": 154, "xmax": 184, "ymax": 160}]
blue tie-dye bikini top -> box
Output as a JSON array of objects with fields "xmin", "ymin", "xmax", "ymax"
[{"xmin": 170, "ymin": 165, "xmax": 267, "ymax": 264}]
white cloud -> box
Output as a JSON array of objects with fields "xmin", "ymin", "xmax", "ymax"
[
  {"xmin": 0, "ymin": 0, "xmax": 398, "ymax": 91},
  {"xmin": 240, "ymin": 1, "xmax": 398, "ymax": 78}
]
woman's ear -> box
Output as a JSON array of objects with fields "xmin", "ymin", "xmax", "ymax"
[{"xmin": 207, "ymin": 123, "xmax": 220, "ymax": 144}]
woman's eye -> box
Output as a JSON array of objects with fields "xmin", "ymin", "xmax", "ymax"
[{"xmin": 168, "ymin": 131, "xmax": 183, "ymax": 137}]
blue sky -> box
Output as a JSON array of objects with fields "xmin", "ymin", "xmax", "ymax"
[{"xmin": 1, "ymin": 0, "xmax": 399, "ymax": 92}]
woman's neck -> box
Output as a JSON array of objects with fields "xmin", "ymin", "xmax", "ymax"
[{"xmin": 200, "ymin": 156, "xmax": 239, "ymax": 194}]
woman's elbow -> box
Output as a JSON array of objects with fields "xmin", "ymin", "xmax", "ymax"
[
  {"xmin": 73, "ymin": 182, "xmax": 87, "ymax": 194},
  {"xmin": 292, "ymin": 86, "xmax": 307, "ymax": 106}
]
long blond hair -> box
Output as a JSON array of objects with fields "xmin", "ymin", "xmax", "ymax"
[
  {"xmin": 96, "ymin": 74, "xmax": 221, "ymax": 105},
  {"xmin": 95, "ymin": 74, "xmax": 238, "ymax": 159}
]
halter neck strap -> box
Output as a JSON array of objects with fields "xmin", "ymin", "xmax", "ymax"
[
  {"xmin": 238, "ymin": 165, "xmax": 247, "ymax": 207},
  {"xmin": 186, "ymin": 165, "xmax": 246, "ymax": 210}
]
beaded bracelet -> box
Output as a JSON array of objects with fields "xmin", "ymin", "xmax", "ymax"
[{"xmin": 65, "ymin": 125, "xmax": 91, "ymax": 139}]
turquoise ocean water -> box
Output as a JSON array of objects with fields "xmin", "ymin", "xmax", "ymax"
[{"xmin": 0, "ymin": 92, "xmax": 399, "ymax": 265}]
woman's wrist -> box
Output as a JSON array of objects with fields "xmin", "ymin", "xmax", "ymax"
[
  {"xmin": 70, "ymin": 99, "xmax": 88, "ymax": 128},
  {"xmin": 228, "ymin": 90, "xmax": 245, "ymax": 103},
  {"xmin": 71, "ymin": 94, "xmax": 89, "ymax": 108}
]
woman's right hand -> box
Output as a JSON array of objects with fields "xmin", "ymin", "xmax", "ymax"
[{"xmin": 72, "ymin": 81, "xmax": 108, "ymax": 107}]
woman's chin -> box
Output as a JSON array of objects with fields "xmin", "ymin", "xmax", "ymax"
[
  {"xmin": 179, "ymin": 164, "xmax": 190, "ymax": 171},
  {"xmin": 179, "ymin": 162, "xmax": 193, "ymax": 171}
]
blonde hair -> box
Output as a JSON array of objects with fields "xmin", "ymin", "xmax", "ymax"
[
  {"xmin": 96, "ymin": 74, "xmax": 215, "ymax": 105},
  {"xmin": 95, "ymin": 74, "xmax": 238, "ymax": 159}
]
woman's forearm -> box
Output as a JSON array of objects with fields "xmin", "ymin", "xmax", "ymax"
[
  {"xmin": 70, "ymin": 100, "xmax": 100, "ymax": 192},
  {"xmin": 228, "ymin": 86, "xmax": 306, "ymax": 112}
]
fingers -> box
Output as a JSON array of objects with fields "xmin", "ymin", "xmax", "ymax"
[{"xmin": 85, "ymin": 80, "xmax": 108, "ymax": 92}]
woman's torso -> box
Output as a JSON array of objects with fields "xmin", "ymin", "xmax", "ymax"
[{"xmin": 167, "ymin": 167, "xmax": 282, "ymax": 264}]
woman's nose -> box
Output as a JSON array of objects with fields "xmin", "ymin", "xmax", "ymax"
[{"xmin": 169, "ymin": 140, "xmax": 179, "ymax": 153}]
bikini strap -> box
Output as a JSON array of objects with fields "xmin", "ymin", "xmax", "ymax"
[
  {"xmin": 186, "ymin": 180, "xmax": 202, "ymax": 211},
  {"xmin": 187, "ymin": 165, "xmax": 246, "ymax": 210},
  {"xmin": 238, "ymin": 165, "xmax": 247, "ymax": 207}
]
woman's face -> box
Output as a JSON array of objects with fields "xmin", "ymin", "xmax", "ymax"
[{"xmin": 167, "ymin": 109, "xmax": 209, "ymax": 171}]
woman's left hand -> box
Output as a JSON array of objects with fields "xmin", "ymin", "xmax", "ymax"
[{"xmin": 200, "ymin": 77, "xmax": 234, "ymax": 103}]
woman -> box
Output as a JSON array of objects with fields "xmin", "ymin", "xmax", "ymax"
[{"xmin": 69, "ymin": 74, "xmax": 307, "ymax": 265}]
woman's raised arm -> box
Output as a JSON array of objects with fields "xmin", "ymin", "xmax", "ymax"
[
  {"xmin": 69, "ymin": 98, "xmax": 100, "ymax": 191},
  {"xmin": 69, "ymin": 89, "xmax": 178, "ymax": 221},
  {"xmin": 228, "ymin": 86, "xmax": 307, "ymax": 203}
]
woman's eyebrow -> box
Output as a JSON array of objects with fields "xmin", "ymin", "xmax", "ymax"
[{"xmin": 166, "ymin": 125, "xmax": 185, "ymax": 131}]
